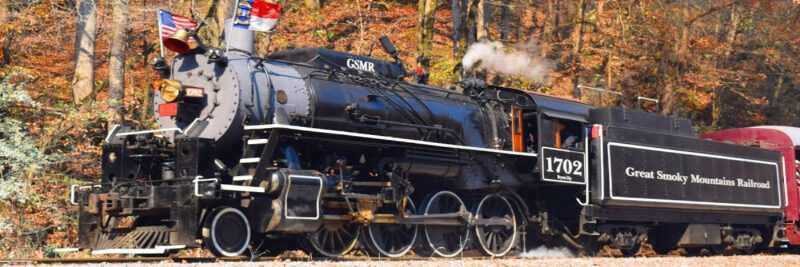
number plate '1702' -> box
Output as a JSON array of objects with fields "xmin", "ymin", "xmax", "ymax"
[{"xmin": 540, "ymin": 147, "xmax": 587, "ymax": 185}]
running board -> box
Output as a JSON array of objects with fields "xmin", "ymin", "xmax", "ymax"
[
  {"xmin": 239, "ymin": 157, "xmax": 260, "ymax": 164},
  {"xmin": 91, "ymin": 245, "xmax": 186, "ymax": 255},
  {"xmin": 221, "ymin": 184, "xmax": 265, "ymax": 193},
  {"xmin": 247, "ymin": 139, "xmax": 269, "ymax": 145},
  {"xmin": 233, "ymin": 175, "xmax": 253, "ymax": 181}
]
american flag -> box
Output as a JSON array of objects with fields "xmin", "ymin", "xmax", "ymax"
[{"xmin": 159, "ymin": 10, "xmax": 197, "ymax": 39}]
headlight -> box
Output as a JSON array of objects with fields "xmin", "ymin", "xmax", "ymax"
[{"xmin": 160, "ymin": 79, "xmax": 182, "ymax": 102}]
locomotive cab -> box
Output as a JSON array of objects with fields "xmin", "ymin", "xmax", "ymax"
[{"xmin": 526, "ymin": 93, "xmax": 590, "ymax": 152}]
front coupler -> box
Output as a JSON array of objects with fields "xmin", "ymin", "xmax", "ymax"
[{"xmin": 75, "ymin": 129, "xmax": 217, "ymax": 250}]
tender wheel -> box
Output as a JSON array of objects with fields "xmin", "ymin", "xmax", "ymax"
[
  {"xmin": 474, "ymin": 194, "xmax": 517, "ymax": 257},
  {"xmin": 422, "ymin": 190, "xmax": 469, "ymax": 258},
  {"xmin": 203, "ymin": 207, "xmax": 251, "ymax": 257},
  {"xmin": 364, "ymin": 197, "xmax": 418, "ymax": 257},
  {"xmin": 307, "ymin": 221, "xmax": 360, "ymax": 258}
]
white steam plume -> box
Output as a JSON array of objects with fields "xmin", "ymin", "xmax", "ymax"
[
  {"xmin": 461, "ymin": 40, "xmax": 553, "ymax": 83},
  {"xmin": 520, "ymin": 246, "xmax": 575, "ymax": 258}
]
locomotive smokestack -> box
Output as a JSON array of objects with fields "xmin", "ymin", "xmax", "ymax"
[{"xmin": 224, "ymin": 19, "xmax": 255, "ymax": 54}]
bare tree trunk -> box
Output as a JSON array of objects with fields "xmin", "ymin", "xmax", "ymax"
[
  {"xmin": 108, "ymin": 0, "xmax": 129, "ymax": 128},
  {"xmin": 199, "ymin": 0, "xmax": 219, "ymax": 47},
  {"xmin": 597, "ymin": 0, "xmax": 605, "ymax": 18},
  {"xmin": 677, "ymin": 0, "xmax": 691, "ymax": 59},
  {"xmin": 0, "ymin": 31, "xmax": 10, "ymax": 66},
  {"xmin": 499, "ymin": 0, "xmax": 514, "ymax": 42},
  {"xmin": 475, "ymin": 0, "xmax": 488, "ymax": 41},
  {"xmin": 542, "ymin": 0, "xmax": 562, "ymax": 55},
  {"xmin": 355, "ymin": 0, "xmax": 367, "ymax": 54},
  {"xmin": 603, "ymin": 55, "xmax": 612, "ymax": 91},
  {"xmin": 713, "ymin": 4, "xmax": 738, "ymax": 127},
  {"xmin": 661, "ymin": 0, "xmax": 691, "ymax": 115},
  {"xmin": 199, "ymin": 0, "xmax": 236, "ymax": 48},
  {"xmin": 466, "ymin": 0, "xmax": 477, "ymax": 45},
  {"xmin": 72, "ymin": 0, "xmax": 97, "ymax": 104},
  {"xmin": 452, "ymin": 0, "xmax": 466, "ymax": 57},
  {"xmin": 522, "ymin": 3, "xmax": 537, "ymax": 42},
  {"xmin": 723, "ymin": 4, "xmax": 739, "ymax": 59},
  {"xmin": 216, "ymin": 0, "xmax": 236, "ymax": 32},
  {"xmin": 0, "ymin": 0, "xmax": 7, "ymax": 24},
  {"xmin": 542, "ymin": 0, "xmax": 553, "ymax": 42},
  {"xmin": 305, "ymin": 0, "xmax": 320, "ymax": 10},
  {"xmin": 660, "ymin": 81, "xmax": 676, "ymax": 115},
  {"xmin": 141, "ymin": 37, "xmax": 155, "ymax": 122},
  {"xmin": 553, "ymin": 0, "xmax": 561, "ymax": 40},
  {"xmin": 417, "ymin": 0, "xmax": 438, "ymax": 67},
  {"xmin": 452, "ymin": 0, "xmax": 468, "ymax": 80},
  {"xmin": 571, "ymin": 0, "xmax": 587, "ymax": 98},
  {"xmin": 769, "ymin": 72, "xmax": 785, "ymax": 109},
  {"xmin": 0, "ymin": 0, "xmax": 10, "ymax": 66}
]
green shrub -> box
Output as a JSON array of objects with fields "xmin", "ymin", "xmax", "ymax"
[{"xmin": 0, "ymin": 75, "xmax": 52, "ymax": 205}]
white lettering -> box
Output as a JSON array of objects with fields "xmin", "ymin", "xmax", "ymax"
[
  {"xmin": 736, "ymin": 178, "xmax": 771, "ymax": 189},
  {"xmin": 625, "ymin": 167, "xmax": 654, "ymax": 179},
  {"xmin": 545, "ymin": 156, "xmax": 583, "ymax": 178},
  {"xmin": 690, "ymin": 174, "xmax": 736, "ymax": 187},
  {"xmin": 625, "ymin": 167, "xmax": 634, "ymax": 177},
  {"xmin": 656, "ymin": 171, "xmax": 688, "ymax": 185},
  {"xmin": 346, "ymin": 58, "xmax": 376, "ymax": 72},
  {"xmin": 622, "ymin": 167, "xmax": 770, "ymax": 190}
]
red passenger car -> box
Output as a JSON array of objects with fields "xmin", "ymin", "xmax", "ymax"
[{"xmin": 704, "ymin": 126, "xmax": 800, "ymax": 245}]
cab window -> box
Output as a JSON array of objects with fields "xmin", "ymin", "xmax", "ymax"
[{"xmin": 539, "ymin": 115, "xmax": 584, "ymax": 151}]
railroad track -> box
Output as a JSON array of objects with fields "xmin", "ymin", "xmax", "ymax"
[
  {"xmin": 0, "ymin": 255, "xmax": 516, "ymax": 264},
  {"xmin": 3, "ymin": 248, "xmax": 793, "ymax": 264}
]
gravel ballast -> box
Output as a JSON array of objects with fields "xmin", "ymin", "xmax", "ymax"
[{"xmin": 39, "ymin": 255, "xmax": 800, "ymax": 267}]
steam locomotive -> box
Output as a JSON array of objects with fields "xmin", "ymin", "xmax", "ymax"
[{"xmin": 72, "ymin": 23, "xmax": 798, "ymax": 258}]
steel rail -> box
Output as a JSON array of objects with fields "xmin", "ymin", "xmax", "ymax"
[{"xmin": 0, "ymin": 255, "xmax": 523, "ymax": 264}]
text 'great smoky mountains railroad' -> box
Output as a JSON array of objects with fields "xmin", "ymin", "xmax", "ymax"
[{"xmin": 624, "ymin": 167, "xmax": 772, "ymax": 189}]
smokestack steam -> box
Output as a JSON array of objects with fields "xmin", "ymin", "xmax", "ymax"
[{"xmin": 461, "ymin": 41, "xmax": 553, "ymax": 83}]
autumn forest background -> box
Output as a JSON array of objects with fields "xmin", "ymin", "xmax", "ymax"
[{"xmin": 0, "ymin": 0, "xmax": 799, "ymax": 257}]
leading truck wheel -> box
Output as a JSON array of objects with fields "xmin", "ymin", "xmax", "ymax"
[{"xmin": 203, "ymin": 207, "xmax": 251, "ymax": 257}]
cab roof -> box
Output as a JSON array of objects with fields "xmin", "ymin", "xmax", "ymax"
[{"xmin": 526, "ymin": 92, "xmax": 593, "ymax": 123}]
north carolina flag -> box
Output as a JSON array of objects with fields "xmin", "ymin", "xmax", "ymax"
[{"xmin": 234, "ymin": 0, "xmax": 281, "ymax": 32}]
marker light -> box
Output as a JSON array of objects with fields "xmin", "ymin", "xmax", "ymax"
[{"xmin": 591, "ymin": 124, "xmax": 603, "ymax": 139}]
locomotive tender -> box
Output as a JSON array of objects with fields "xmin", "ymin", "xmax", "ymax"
[{"xmin": 72, "ymin": 24, "xmax": 794, "ymax": 257}]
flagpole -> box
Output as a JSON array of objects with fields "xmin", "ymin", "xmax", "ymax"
[
  {"xmin": 231, "ymin": 0, "xmax": 241, "ymax": 22},
  {"xmin": 227, "ymin": 0, "xmax": 241, "ymax": 53},
  {"xmin": 157, "ymin": 9, "xmax": 165, "ymax": 58}
]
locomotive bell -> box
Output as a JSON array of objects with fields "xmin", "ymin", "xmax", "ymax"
[{"xmin": 164, "ymin": 29, "xmax": 193, "ymax": 54}]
